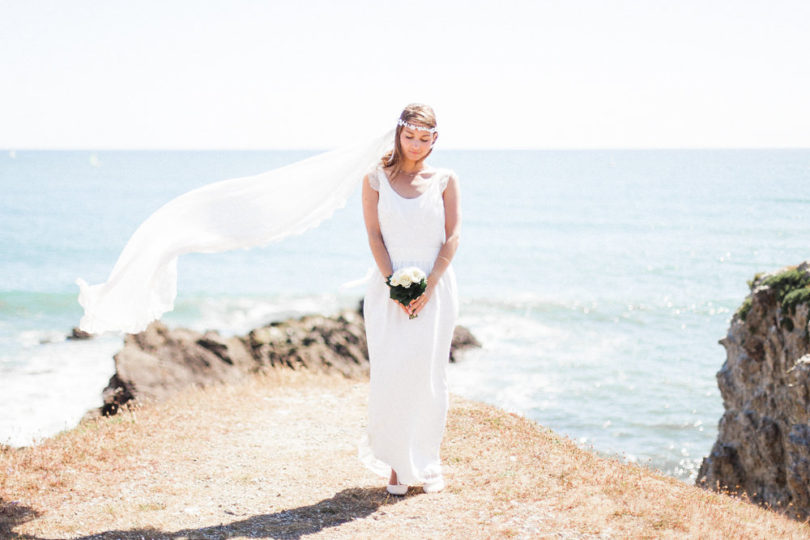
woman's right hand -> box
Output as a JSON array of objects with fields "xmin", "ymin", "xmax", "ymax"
[{"xmin": 394, "ymin": 298, "xmax": 412, "ymax": 316}]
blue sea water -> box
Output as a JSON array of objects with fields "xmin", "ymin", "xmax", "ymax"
[{"xmin": 1, "ymin": 147, "xmax": 808, "ymax": 483}]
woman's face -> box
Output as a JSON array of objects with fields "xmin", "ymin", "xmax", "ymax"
[{"xmin": 399, "ymin": 125, "xmax": 437, "ymax": 163}]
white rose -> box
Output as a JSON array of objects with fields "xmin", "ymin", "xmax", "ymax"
[
  {"xmin": 392, "ymin": 267, "xmax": 419, "ymax": 288},
  {"xmin": 390, "ymin": 269, "xmax": 407, "ymax": 287},
  {"xmin": 408, "ymin": 267, "xmax": 425, "ymax": 284}
]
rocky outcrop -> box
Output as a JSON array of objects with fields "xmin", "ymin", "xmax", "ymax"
[
  {"xmin": 68, "ymin": 327, "xmax": 93, "ymax": 340},
  {"xmin": 101, "ymin": 307, "xmax": 481, "ymax": 415},
  {"xmin": 101, "ymin": 323, "xmax": 260, "ymax": 415},
  {"xmin": 697, "ymin": 262, "xmax": 810, "ymax": 519},
  {"xmin": 450, "ymin": 325, "xmax": 482, "ymax": 362}
]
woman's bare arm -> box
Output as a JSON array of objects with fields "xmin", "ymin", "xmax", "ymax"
[
  {"xmin": 361, "ymin": 174, "xmax": 393, "ymax": 277},
  {"xmin": 411, "ymin": 173, "xmax": 461, "ymax": 316},
  {"xmin": 430, "ymin": 173, "xmax": 461, "ymax": 282},
  {"xmin": 362, "ymin": 174, "xmax": 412, "ymax": 315}
]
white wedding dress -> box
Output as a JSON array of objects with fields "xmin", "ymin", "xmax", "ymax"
[{"xmin": 359, "ymin": 166, "xmax": 459, "ymax": 486}]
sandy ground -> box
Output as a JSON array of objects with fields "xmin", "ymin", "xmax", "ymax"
[{"xmin": 2, "ymin": 370, "xmax": 808, "ymax": 539}]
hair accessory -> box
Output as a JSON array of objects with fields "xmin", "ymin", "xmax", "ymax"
[{"xmin": 397, "ymin": 119, "xmax": 437, "ymax": 134}]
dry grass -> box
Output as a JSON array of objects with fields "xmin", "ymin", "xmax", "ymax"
[{"xmin": 2, "ymin": 370, "xmax": 809, "ymax": 539}]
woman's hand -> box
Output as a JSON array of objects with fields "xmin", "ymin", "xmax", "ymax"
[
  {"xmin": 408, "ymin": 280, "xmax": 436, "ymax": 317},
  {"xmin": 394, "ymin": 298, "xmax": 412, "ymax": 316}
]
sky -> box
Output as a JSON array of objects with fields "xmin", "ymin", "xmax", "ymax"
[{"xmin": 1, "ymin": 0, "xmax": 809, "ymax": 149}]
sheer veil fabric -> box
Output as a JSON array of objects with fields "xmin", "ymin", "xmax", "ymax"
[{"xmin": 77, "ymin": 130, "xmax": 394, "ymax": 334}]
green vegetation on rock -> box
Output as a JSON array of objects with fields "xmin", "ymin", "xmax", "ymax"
[
  {"xmin": 738, "ymin": 267, "xmax": 810, "ymax": 322},
  {"xmin": 783, "ymin": 287, "xmax": 810, "ymax": 315},
  {"xmin": 737, "ymin": 297, "xmax": 753, "ymax": 321},
  {"xmin": 762, "ymin": 267, "xmax": 810, "ymax": 314}
]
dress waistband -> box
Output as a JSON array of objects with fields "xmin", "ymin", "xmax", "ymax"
[{"xmin": 387, "ymin": 247, "xmax": 440, "ymax": 265}]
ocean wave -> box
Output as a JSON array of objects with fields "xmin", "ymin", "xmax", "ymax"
[
  {"xmin": 0, "ymin": 336, "xmax": 119, "ymax": 447},
  {"xmin": 16, "ymin": 329, "xmax": 67, "ymax": 347}
]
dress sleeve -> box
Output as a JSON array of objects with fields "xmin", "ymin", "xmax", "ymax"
[
  {"xmin": 368, "ymin": 168, "xmax": 381, "ymax": 191},
  {"xmin": 440, "ymin": 169, "xmax": 457, "ymax": 192}
]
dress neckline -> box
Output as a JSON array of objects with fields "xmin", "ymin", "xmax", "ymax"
[{"xmin": 381, "ymin": 167, "xmax": 437, "ymax": 200}]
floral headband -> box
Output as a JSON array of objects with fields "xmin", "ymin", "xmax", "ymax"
[{"xmin": 397, "ymin": 118, "xmax": 438, "ymax": 134}]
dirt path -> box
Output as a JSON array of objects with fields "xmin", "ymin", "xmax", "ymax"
[{"xmin": 2, "ymin": 371, "xmax": 807, "ymax": 539}]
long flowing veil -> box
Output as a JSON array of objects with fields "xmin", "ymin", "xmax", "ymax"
[{"xmin": 77, "ymin": 129, "xmax": 394, "ymax": 334}]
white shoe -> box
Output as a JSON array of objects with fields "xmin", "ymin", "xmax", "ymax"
[
  {"xmin": 422, "ymin": 477, "xmax": 445, "ymax": 493},
  {"xmin": 386, "ymin": 482, "xmax": 408, "ymax": 496}
]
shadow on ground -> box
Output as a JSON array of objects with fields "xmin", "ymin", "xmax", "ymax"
[
  {"xmin": 4, "ymin": 486, "xmax": 407, "ymax": 539},
  {"xmin": 1, "ymin": 498, "xmax": 41, "ymax": 538}
]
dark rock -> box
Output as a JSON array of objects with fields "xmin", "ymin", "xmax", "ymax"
[
  {"xmin": 450, "ymin": 325, "xmax": 482, "ymax": 362},
  {"xmin": 68, "ymin": 327, "xmax": 93, "ymax": 340},
  {"xmin": 698, "ymin": 262, "xmax": 810, "ymax": 519},
  {"xmin": 101, "ymin": 321, "xmax": 265, "ymax": 415},
  {"xmin": 101, "ymin": 373, "xmax": 136, "ymax": 416},
  {"xmin": 248, "ymin": 312, "xmax": 369, "ymax": 378}
]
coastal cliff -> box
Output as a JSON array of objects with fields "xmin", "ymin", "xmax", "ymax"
[
  {"xmin": 698, "ymin": 262, "xmax": 810, "ymax": 519},
  {"xmin": 100, "ymin": 306, "xmax": 481, "ymax": 415}
]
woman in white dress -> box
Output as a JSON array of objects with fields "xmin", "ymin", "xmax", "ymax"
[
  {"xmin": 75, "ymin": 100, "xmax": 460, "ymax": 495},
  {"xmin": 359, "ymin": 104, "xmax": 461, "ymax": 495}
]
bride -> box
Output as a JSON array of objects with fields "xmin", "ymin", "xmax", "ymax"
[
  {"xmin": 358, "ymin": 104, "xmax": 461, "ymax": 495},
  {"xmin": 75, "ymin": 101, "xmax": 461, "ymax": 496}
]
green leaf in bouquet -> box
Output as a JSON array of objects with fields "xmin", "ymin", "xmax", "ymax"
[{"xmin": 388, "ymin": 279, "xmax": 427, "ymax": 307}]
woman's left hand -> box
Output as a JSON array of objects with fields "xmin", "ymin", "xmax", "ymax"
[{"xmin": 409, "ymin": 281, "xmax": 436, "ymax": 317}]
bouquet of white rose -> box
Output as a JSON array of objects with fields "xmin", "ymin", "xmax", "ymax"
[{"xmin": 387, "ymin": 267, "xmax": 428, "ymax": 319}]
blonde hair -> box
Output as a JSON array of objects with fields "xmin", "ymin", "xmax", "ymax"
[{"xmin": 381, "ymin": 103, "xmax": 438, "ymax": 177}]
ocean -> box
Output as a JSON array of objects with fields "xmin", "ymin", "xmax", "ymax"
[{"xmin": 1, "ymin": 147, "xmax": 808, "ymax": 483}]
